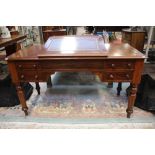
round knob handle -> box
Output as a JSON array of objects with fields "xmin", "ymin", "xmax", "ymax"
[
  {"xmin": 126, "ymin": 74, "xmax": 130, "ymax": 78},
  {"xmin": 35, "ymin": 75, "xmax": 38, "ymax": 79},
  {"xmin": 18, "ymin": 64, "xmax": 22, "ymax": 68},
  {"xmin": 33, "ymin": 64, "xmax": 37, "ymax": 68},
  {"xmin": 20, "ymin": 75, "xmax": 24, "ymax": 79},
  {"xmin": 109, "ymin": 74, "xmax": 114, "ymax": 79},
  {"xmin": 111, "ymin": 64, "xmax": 115, "ymax": 68},
  {"xmin": 127, "ymin": 63, "xmax": 131, "ymax": 68}
]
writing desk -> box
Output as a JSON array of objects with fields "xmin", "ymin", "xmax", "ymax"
[{"xmin": 6, "ymin": 35, "xmax": 145, "ymax": 118}]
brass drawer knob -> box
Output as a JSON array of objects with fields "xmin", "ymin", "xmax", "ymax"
[
  {"xmin": 111, "ymin": 64, "xmax": 115, "ymax": 68},
  {"xmin": 126, "ymin": 74, "xmax": 130, "ymax": 78},
  {"xmin": 127, "ymin": 63, "xmax": 131, "ymax": 68},
  {"xmin": 20, "ymin": 75, "xmax": 24, "ymax": 79},
  {"xmin": 33, "ymin": 64, "xmax": 37, "ymax": 68},
  {"xmin": 18, "ymin": 64, "xmax": 22, "ymax": 68},
  {"xmin": 109, "ymin": 74, "xmax": 114, "ymax": 78},
  {"xmin": 35, "ymin": 75, "xmax": 38, "ymax": 79}
]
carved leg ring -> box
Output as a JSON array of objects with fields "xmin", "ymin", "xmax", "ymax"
[
  {"xmin": 117, "ymin": 82, "xmax": 122, "ymax": 96},
  {"xmin": 35, "ymin": 82, "xmax": 40, "ymax": 95},
  {"xmin": 16, "ymin": 84, "xmax": 28, "ymax": 116},
  {"xmin": 126, "ymin": 84, "xmax": 137, "ymax": 118},
  {"xmin": 126, "ymin": 109, "xmax": 133, "ymax": 118}
]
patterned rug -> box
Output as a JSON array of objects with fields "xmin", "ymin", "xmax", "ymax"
[{"xmin": 0, "ymin": 72, "xmax": 155, "ymax": 128}]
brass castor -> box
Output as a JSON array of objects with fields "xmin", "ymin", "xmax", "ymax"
[
  {"xmin": 127, "ymin": 113, "xmax": 131, "ymax": 118},
  {"xmin": 126, "ymin": 109, "xmax": 133, "ymax": 118},
  {"xmin": 22, "ymin": 108, "xmax": 28, "ymax": 116}
]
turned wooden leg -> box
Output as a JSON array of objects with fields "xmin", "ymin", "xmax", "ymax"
[
  {"xmin": 126, "ymin": 84, "xmax": 138, "ymax": 118},
  {"xmin": 126, "ymin": 83, "xmax": 132, "ymax": 96},
  {"xmin": 35, "ymin": 82, "xmax": 40, "ymax": 95},
  {"xmin": 47, "ymin": 76, "xmax": 52, "ymax": 88},
  {"xmin": 22, "ymin": 107, "xmax": 28, "ymax": 116},
  {"xmin": 15, "ymin": 83, "xmax": 28, "ymax": 116},
  {"xmin": 117, "ymin": 82, "xmax": 122, "ymax": 96}
]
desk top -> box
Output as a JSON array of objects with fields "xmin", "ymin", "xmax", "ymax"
[
  {"xmin": 0, "ymin": 34, "xmax": 26, "ymax": 48},
  {"xmin": 6, "ymin": 35, "xmax": 145, "ymax": 61},
  {"xmin": 41, "ymin": 35, "xmax": 107, "ymax": 57},
  {"xmin": 42, "ymin": 29, "xmax": 66, "ymax": 32}
]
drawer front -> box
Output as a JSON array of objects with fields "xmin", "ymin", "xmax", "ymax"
[
  {"xmin": 16, "ymin": 62, "xmax": 40, "ymax": 70},
  {"xmin": 40, "ymin": 60, "xmax": 105, "ymax": 70},
  {"xmin": 104, "ymin": 61, "xmax": 135, "ymax": 70},
  {"xmin": 18, "ymin": 70, "xmax": 40, "ymax": 82},
  {"xmin": 104, "ymin": 72, "xmax": 133, "ymax": 82}
]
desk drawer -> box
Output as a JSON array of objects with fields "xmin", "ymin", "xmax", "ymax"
[
  {"xmin": 104, "ymin": 71, "xmax": 133, "ymax": 81},
  {"xmin": 39, "ymin": 60, "xmax": 105, "ymax": 70},
  {"xmin": 18, "ymin": 70, "xmax": 40, "ymax": 82},
  {"xmin": 104, "ymin": 61, "xmax": 135, "ymax": 70},
  {"xmin": 16, "ymin": 62, "xmax": 40, "ymax": 70}
]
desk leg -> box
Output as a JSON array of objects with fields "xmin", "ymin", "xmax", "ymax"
[
  {"xmin": 15, "ymin": 83, "xmax": 28, "ymax": 116},
  {"xmin": 117, "ymin": 82, "xmax": 122, "ymax": 96},
  {"xmin": 126, "ymin": 84, "xmax": 137, "ymax": 118},
  {"xmin": 47, "ymin": 76, "xmax": 52, "ymax": 88},
  {"xmin": 107, "ymin": 82, "xmax": 113, "ymax": 88},
  {"xmin": 35, "ymin": 82, "xmax": 40, "ymax": 95}
]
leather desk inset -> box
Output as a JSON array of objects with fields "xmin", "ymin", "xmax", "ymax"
[{"xmin": 6, "ymin": 35, "xmax": 145, "ymax": 118}]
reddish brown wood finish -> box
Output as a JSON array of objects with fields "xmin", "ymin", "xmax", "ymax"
[
  {"xmin": 0, "ymin": 34, "xmax": 26, "ymax": 48},
  {"xmin": 122, "ymin": 29, "xmax": 146, "ymax": 52},
  {"xmin": 6, "ymin": 35, "xmax": 145, "ymax": 118},
  {"xmin": 42, "ymin": 29, "xmax": 67, "ymax": 42}
]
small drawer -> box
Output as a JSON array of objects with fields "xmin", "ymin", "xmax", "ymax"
[
  {"xmin": 16, "ymin": 62, "xmax": 39, "ymax": 70},
  {"xmin": 40, "ymin": 60, "xmax": 105, "ymax": 70},
  {"xmin": 104, "ymin": 61, "xmax": 135, "ymax": 70},
  {"xmin": 105, "ymin": 72, "xmax": 133, "ymax": 81},
  {"xmin": 18, "ymin": 71, "xmax": 39, "ymax": 81}
]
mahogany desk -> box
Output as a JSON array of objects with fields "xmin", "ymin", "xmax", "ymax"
[{"xmin": 6, "ymin": 36, "xmax": 145, "ymax": 118}]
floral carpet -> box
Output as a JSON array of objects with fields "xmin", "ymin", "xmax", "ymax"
[{"xmin": 0, "ymin": 72, "xmax": 155, "ymax": 128}]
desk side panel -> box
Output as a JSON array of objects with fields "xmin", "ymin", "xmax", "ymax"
[
  {"xmin": 132, "ymin": 59, "xmax": 144, "ymax": 84},
  {"xmin": 7, "ymin": 61, "xmax": 19, "ymax": 83}
]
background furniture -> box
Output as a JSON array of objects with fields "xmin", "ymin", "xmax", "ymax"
[
  {"xmin": 122, "ymin": 29, "xmax": 146, "ymax": 52},
  {"xmin": 0, "ymin": 34, "xmax": 33, "ymax": 107},
  {"xmin": 0, "ymin": 34, "xmax": 26, "ymax": 56},
  {"xmin": 18, "ymin": 26, "xmax": 41, "ymax": 46},
  {"xmin": 7, "ymin": 36, "xmax": 145, "ymax": 118},
  {"xmin": 42, "ymin": 26, "xmax": 67, "ymax": 42},
  {"xmin": 0, "ymin": 70, "xmax": 33, "ymax": 107},
  {"xmin": 94, "ymin": 26, "xmax": 130, "ymax": 33}
]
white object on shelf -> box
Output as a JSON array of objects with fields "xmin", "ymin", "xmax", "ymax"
[
  {"xmin": 0, "ymin": 26, "xmax": 11, "ymax": 39},
  {"xmin": 102, "ymin": 31, "xmax": 109, "ymax": 43}
]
